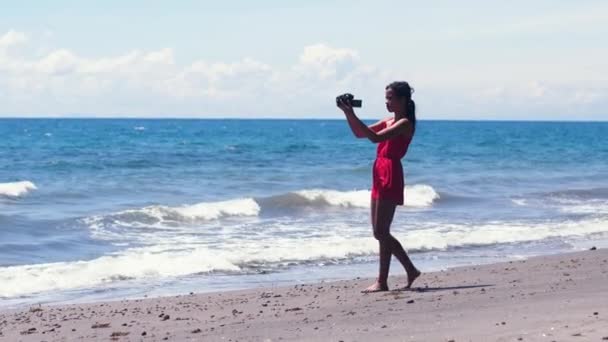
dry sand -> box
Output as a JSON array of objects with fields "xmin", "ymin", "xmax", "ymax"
[{"xmin": 1, "ymin": 248, "xmax": 607, "ymax": 341}]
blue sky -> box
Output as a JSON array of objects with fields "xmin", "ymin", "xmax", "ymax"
[{"xmin": 1, "ymin": 0, "xmax": 606, "ymax": 120}]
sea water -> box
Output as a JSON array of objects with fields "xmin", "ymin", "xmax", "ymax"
[{"xmin": 1, "ymin": 119, "xmax": 607, "ymax": 307}]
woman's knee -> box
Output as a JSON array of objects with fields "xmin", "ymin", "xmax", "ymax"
[
  {"xmin": 371, "ymin": 199, "xmax": 396, "ymax": 241},
  {"xmin": 373, "ymin": 230, "xmax": 392, "ymax": 242}
]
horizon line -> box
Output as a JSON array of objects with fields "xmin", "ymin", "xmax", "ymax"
[{"xmin": 0, "ymin": 116, "xmax": 607, "ymax": 123}]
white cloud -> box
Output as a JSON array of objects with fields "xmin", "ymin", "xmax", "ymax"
[
  {"xmin": 143, "ymin": 48, "xmax": 174, "ymax": 65},
  {"xmin": 36, "ymin": 49, "xmax": 79, "ymax": 75},
  {"xmin": 0, "ymin": 30, "xmax": 28, "ymax": 50},
  {"xmin": 572, "ymin": 89, "xmax": 604, "ymax": 105},
  {"xmin": 458, "ymin": 81, "xmax": 608, "ymax": 120},
  {"xmin": 187, "ymin": 58, "xmax": 271, "ymax": 85},
  {"xmin": 0, "ymin": 32, "xmax": 373, "ymax": 116},
  {"xmin": 297, "ymin": 43, "xmax": 359, "ymax": 80},
  {"xmin": 472, "ymin": 82, "xmax": 607, "ymax": 106},
  {"xmin": 78, "ymin": 51, "xmax": 140, "ymax": 73},
  {"xmin": 0, "ymin": 29, "xmax": 606, "ymax": 119}
]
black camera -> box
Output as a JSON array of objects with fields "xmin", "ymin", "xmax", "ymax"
[{"xmin": 336, "ymin": 93, "xmax": 362, "ymax": 108}]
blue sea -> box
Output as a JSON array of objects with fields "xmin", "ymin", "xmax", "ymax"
[{"xmin": 1, "ymin": 119, "xmax": 608, "ymax": 308}]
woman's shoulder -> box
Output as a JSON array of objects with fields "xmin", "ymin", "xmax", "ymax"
[
  {"xmin": 383, "ymin": 117, "xmax": 397, "ymax": 127},
  {"xmin": 378, "ymin": 117, "xmax": 392, "ymax": 125}
]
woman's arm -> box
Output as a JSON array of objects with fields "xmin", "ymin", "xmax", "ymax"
[
  {"xmin": 344, "ymin": 113, "xmax": 386, "ymax": 138},
  {"xmin": 338, "ymin": 101, "xmax": 412, "ymax": 143}
]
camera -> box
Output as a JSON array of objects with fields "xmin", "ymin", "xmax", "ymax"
[{"xmin": 336, "ymin": 93, "xmax": 362, "ymax": 108}]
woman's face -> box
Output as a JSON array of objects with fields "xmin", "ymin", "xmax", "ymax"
[{"xmin": 385, "ymin": 88, "xmax": 405, "ymax": 113}]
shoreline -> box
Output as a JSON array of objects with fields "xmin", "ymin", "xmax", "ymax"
[{"xmin": 1, "ymin": 249, "xmax": 607, "ymax": 341}]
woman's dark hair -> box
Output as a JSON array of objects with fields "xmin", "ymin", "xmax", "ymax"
[{"xmin": 386, "ymin": 81, "xmax": 416, "ymax": 132}]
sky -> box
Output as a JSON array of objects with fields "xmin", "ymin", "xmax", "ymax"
[{"xmin": 0, "ymin": 0, "xmax": 607, "ymax": 120}]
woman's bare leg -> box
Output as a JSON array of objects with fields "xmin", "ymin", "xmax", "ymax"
[
  {"xmin": 375, "ymin": 200, "xmax": 396, "ymax": 288},
  {"xmin": 363, "ymin": 199, "xmax": 420, "ymax": 292},
  {"xmin": 363, "ymin": 199, "xmax": 395, "ymax": 292},
  {"xmin": 388, "ymin": 235, "xmax": 421, "ymax": 288}
]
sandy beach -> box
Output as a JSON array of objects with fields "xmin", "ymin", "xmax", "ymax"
[{"xmin": 1, "ymin": 248, "xmax": 606, "ymax": 341}]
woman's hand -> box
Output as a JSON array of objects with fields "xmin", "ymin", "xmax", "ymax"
[{"xmin": 337, "ymin": 98, "xmax": 355, "ymax": 116}]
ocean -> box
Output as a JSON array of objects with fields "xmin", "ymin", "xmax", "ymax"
[{"xmin": 1, "ymin": 119, "xmax": 607, "ymax": 308}]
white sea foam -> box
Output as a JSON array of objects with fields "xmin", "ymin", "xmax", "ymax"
[
  {"xmin": 85, "ymin": 185, "xmax": 439, "ymax": 232},
  {"xmin": 294, "ymin": 189, "xmax": 370, "ymax": 208},
  {"xmin": 405, "ymin": 184, "xmax": 440, "ymax": 207},
  {"xmin": 87, "ymin": 198, "xmax": 260, "ymax": 228},
  {"xmin": 405, "ymin": 218, "xmax": 608, "ymax": 251},
  {"xmin": 511, "ymin": 199, "xmax": 527, "ymax": 206},
  {"xmin": 3, "ymin": 215, "xmax": 608, "ymax": 298},
  {"xmin": 515, "ymin": 195, "xmax": 608, "ymax": 215},
  {"xmin": 0, "ymin": 181, "xmax": 37, "ymax": 197},
  {"xmin": 177, "ymin": 198, "xmax": 261, "ymax": 219},
  {"xmin": 0, "ymin": 246, "xmax": 240, "ymax": 298},
  {"xmin": 556, "ymin": 199, "xmax": 608, "ymax": 215},
  {"xmin": 0, "ymin": 236, "xmax": 374, "ymax": 298},
  {"xmin": 293, "ymin": 184, "xmax": 439, "ymax": 209}
]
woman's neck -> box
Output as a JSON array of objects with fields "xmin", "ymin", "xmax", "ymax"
[{"xmin": 394, "ymin": 111, "xmax": 406, "ymax": 121}]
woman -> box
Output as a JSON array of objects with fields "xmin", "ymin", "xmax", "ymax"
[{"xmin": 337, "ymin": 81, "xmax": 421, "ymax": 293}]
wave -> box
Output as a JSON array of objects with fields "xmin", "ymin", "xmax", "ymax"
[
  {"xmin": 513, "ymin": 187, "xmax": 608, "ymax": 205},
  {"xmin": 83, "ymin": 185, "xmax": 440, "ymax": 229},
  {"xmin": 3, "ymin": 215, "xmax": 608, "ymax": 298},
  {"xmin": 84, "ymin": 198, "xmax": 261, "ymax": 228},
  {"xmin": 0, "ymin": 181, "xmax": 37, "ymax": 197},
  {"xmin": 258, "ymin": 189, "xmax": 371, "ymax": 209},
  {"xmin": 512, "ymin": 186, "xmax": 608, "ymax": 215},
  {"xmin": 0, "ymin": 237, "xmax": 373, "ymax": 298},
  {"xmin": 274, "ymin": 185, "xmax": 439, "ymax": 209},
  {"xmin": 541, "ymin": 187, "xmax": 608, "ymax": 200},
  {"xmin": 553, "ymin": 199, "xmax": 608, "ymax": 215}
]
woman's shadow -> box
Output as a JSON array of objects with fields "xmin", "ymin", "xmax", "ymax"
[{"xmin": 394, "ymin": 284, "xmax": 493, "ymax": 292}]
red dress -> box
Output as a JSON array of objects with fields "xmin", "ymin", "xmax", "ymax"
[{"xmin": 371, "ymin": 121, "xmax": 412, "ymax": 205}]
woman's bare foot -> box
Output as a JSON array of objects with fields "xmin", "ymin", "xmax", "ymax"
[
  {"xmin": 406, "ymin": 268, "xmax": 421, "ymax": 288},
  {"xmin": 361, "ymin": 281, "xmax": 389, "ymax": 293}
]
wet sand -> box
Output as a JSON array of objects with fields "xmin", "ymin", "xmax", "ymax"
[{"xmin": 1, "ymin": 248, "xmax": 607, "ymax": 341}]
